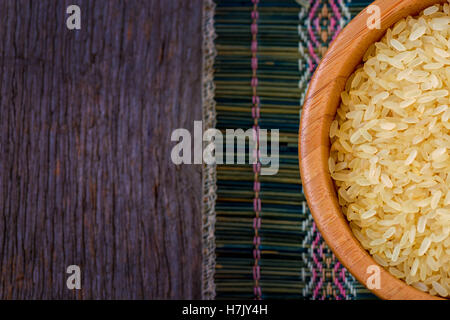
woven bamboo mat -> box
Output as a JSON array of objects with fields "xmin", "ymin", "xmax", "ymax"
[{"xmin": 206, "ymin": 0, "xmax": 377, "ymax": 300}]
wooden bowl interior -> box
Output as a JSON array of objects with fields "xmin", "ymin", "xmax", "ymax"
[{"xmin": 300, "ymin": 0, "xmax": 447, "ymax": 300}]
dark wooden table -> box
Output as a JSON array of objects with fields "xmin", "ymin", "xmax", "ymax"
[{"xmin": 0, "ymin": 0, "xmax": 203, "ymax": 299}]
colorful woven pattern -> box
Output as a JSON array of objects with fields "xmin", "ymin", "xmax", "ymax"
[{"xmin": 213, "ymin": 0, "xmax": 375, "ymax": 299}]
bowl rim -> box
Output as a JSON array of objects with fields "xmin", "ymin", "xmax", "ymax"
[{"xmin": 299, "ymin": 0, "xmax": 447, "ymax": 300}]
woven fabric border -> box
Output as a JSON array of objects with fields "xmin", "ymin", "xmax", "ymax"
[
  {"xmin": 202, "ymin": 0, "xmax": 218, "ymax": 300},
  {"xmin": 298, "ymin": 0, "xmax": 375, "ymax": 299}
]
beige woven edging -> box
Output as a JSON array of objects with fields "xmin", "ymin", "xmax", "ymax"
[{"xmin": 201, "ymin": 0, "xmax": 217, "ymax": 300}]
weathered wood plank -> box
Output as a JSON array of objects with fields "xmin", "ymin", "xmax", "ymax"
[{"xmin": 0, "ymin": 0, "xmax": 203, "ymax": 299}]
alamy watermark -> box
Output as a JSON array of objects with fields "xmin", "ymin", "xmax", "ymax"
[
  {"xmin": 170, "ymin": 121, "xmax": 279, "ymax": 176},
  {"xmin": 366, "ymin": 265, "xmax": 381, "ymax": 290},
  {"xmin": 66, "ymin": 5, "xmax": 81, "ymax": 30},
  {"xmin": 66, "ymin": 265, "xmax": 81, "ymax": 290},
  {"xmin": 366, "ymin": 4, "xmax": 381, "ymax": 30}
]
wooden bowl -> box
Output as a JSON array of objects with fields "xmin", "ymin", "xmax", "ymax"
[{"xmin": 299, "ymin": 0, "xmax": 447, "ymax": 300}]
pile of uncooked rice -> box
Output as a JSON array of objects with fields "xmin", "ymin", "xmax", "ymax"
[{"xmin": 329, "ymin": 3, "xmax": 450, "ymax": 297}]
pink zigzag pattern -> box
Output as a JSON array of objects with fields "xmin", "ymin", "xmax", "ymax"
[
  {"xmin": 310, "ymin": 221, "xmax": 351, "ymax": 299},
  {"xmin": 307, "ymin": 0, "xmax": 344, "ymax": 70},
  {"xmin": 306, "ymin": 0, "xmax": 351, "ymax": 300}
]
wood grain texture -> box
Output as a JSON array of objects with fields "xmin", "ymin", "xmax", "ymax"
[
  {"xmin": 299, "ymin": 0, "xmax": 446, "ymax": 300},
  {"xmin": 0, "ymin": 0, "xmax": 202, "ymax": 299}
]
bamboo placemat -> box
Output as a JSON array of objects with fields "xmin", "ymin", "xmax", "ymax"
[{"xmin": 204, "ymin": 0, "xmax": 376, "ymax": 300}]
